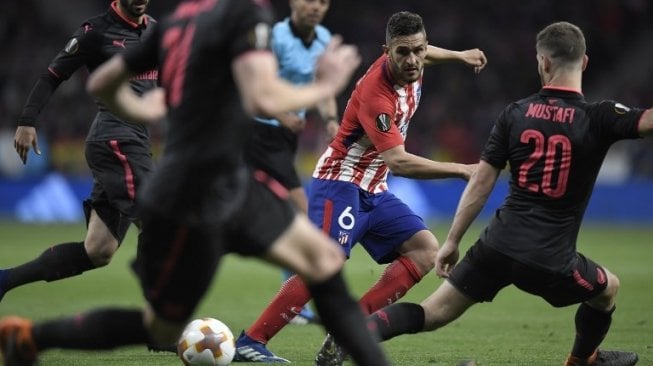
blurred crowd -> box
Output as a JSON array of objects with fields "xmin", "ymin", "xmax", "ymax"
[{"xmin": 1, "ymin": 0, "xmax": 652, "ymax": 179}]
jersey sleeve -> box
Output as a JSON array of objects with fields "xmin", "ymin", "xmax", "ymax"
[
  {"xmin": 18, "ymin": 22, "xmax": 100, "ymax": 126},
  {"xmin": 227, "ymin": 0, "xmax": 275, "ymax": 59},
  {"xmin": 589, "ymin": 100, "xmax": 645, "ymax": 142},
  {"xmin": 357, "ymin": 83, "xmax": 404, "ymax": 152},
  {"xmin": 49, "ymin": 22, "xmax": 101, "ymax": 81},
  {"xmin": 480, "ymin": 105, "xmax": 512, "ymax": 169}
]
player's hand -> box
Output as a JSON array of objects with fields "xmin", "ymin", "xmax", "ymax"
[
  {"xmin": 459, "ymin": 48, "xmax": 487, "ymax": 74},
  {"xmin": 278, "ymin": 112, "xmax": 306, "ymax": 133},
  {"xmin": 14, "ymin": 126, "xmax": 41, "ymax": 164},
  {"xmin": 139, "ymin": 87, "xmax": 167, "ymax": 124},
  {"xmin": 435, "ymin": 240, "xmax": 460, "ymax": 278},
  {"xmin": 459, "ymin": 163, "xmax": 478, "ymax": 181},
  {"xmin": 315, "ymin": 35, "xmax": 362, "ymax": 95}
]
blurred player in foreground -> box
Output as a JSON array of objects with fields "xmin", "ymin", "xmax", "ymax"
[
  {"xmin": 365, "ymin": 21, "xmax": 650, "ymax": 366},
  {"xmin": 0, "ymin": 1, "xmax": 391, "ymax": 366},
  {"xmin": 244, "ymin": 0, "xmax": 339, "ymax": 326}
]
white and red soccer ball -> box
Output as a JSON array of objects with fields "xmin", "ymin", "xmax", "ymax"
[{"xmin": 177, "ymin": 317, "xmax": 236, "ymax": 366}]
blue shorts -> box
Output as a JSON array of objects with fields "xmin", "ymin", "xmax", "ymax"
[{"xmin": 308, "ymin": 178, "xmax": 427, "ymax": 264}]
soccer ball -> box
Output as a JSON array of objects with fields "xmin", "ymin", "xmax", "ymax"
[{"xmin": 177, "ymin": 317, "xmax": 236, "ymax": 366}]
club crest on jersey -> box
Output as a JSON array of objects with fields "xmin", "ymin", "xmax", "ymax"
[
  {"xmin": 64, "ymin": 38, "xmax": 79, "ymax": 54},
  {"xmin": 376, "ymin": 113, "xmax": 392, "ymax": 132},
  {"xmin": 337, "ymin": 231, "xmax": 350, "ymax": 245},
  {"xmin": 614, "ymin": 103, "xmax": 630, "ymax": 115}
]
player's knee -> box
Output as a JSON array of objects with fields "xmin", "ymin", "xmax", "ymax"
[
  {"xmin": 307, "ymin": 245, "xmax": 345, "ymax": 283},
  {"xmin": 400, "ymin": 230, "xmax": 439, "ymax": 274},
  {"xmin": 406, "ymin": 243, "xmax": 438, "ymax": 275},
  {"xmin": 603, "ymin": 271, "xmax": 620, "ymax": 300},
  {"xmin": 84, "ymin": 237, "xmax": 119, "ymax": 267},
  {"xmin": 589, "ymin": 270, "xmax": 619, "ymax": 310}
]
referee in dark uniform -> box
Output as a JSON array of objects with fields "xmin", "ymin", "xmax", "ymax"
[
  {"xmin": 0, "ymin": 1, "xmax": 390, "ymax": 365},
  {"xmin": 364, "ymin": 21, "xmax": 649, "ymax": 366},
  {"xmin": 1, "ymin": 0, "xmax": 157, "ymax": 302}
]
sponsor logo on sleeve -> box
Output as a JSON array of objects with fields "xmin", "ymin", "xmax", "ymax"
[
  {"xmin": 375, "ymin": 113, "xmax": 392, "ymax": 132},
  {"xmin": 248, "ymin": 22, "xmax": 270, "ymax": 50},
  {"xmin": 614, "ymin": 103, "xmax": 630, "ymax": 115},
  {"xmin": 112, "ymin": 39, "xmax": 127, "ymax": 49},
  {"xmin": 64, "ymin": 38, "xmax": 79, "ymax": 54}
]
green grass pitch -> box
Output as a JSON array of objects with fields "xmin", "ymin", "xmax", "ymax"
[{"xmin": 0, "ymin": 221, "xmax": 651, "ymax": 365}]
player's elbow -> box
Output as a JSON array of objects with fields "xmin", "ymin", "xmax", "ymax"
[
  {"xmin": 385, "ymin": 158, "xmax": 409, "ymax": 177},
  {"xmin": 382, "ymin": 149, "xmax": 412, "ymax": 176}
]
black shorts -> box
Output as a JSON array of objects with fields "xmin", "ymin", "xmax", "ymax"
[
  {"xmin": 448, "ymin": 241, "xmax": 608, "ymax": 307},
  {"xmin": 84, "ymin": 140, "xmax": 153, "ymax": 243},
  {"xmin": 244, "ymin": 122, "xmax": 301, "ymax": 189},
  {"xmin": 133, "ymin": 170, "xmax": 295, "ymax": 322}
]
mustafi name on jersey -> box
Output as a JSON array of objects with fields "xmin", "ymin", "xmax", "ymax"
[{"xmin": 525, "ymin": 102, "xmax": 575, "ymax": 124}]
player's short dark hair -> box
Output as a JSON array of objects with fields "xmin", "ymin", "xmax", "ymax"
[
  {"xmin": 536, "ymin": 21, "xmax": 586, "ymax": 64},
  {"xmin": 385, "ymin": 11, "xmax": 425, "ymax": 45}
]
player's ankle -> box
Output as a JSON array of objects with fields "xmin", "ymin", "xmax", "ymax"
[
  {"xmin": 564, "ymin": 350, "xmax": 597, "ymax": 366},
  {"xmin": 564, "ymin": 355, "xmax": 583, "ymax": 366}
]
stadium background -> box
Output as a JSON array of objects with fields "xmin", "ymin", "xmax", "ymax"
[{"xmin": 0, "ymin": 0, "xmax": 652, "ymax": 222}]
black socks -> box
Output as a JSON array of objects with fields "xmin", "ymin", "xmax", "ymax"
[
  {"xmin": 571, "ymin": 303, "xmax": 615, "ymax": 359},
  {"xmin": 4, "ymin": 242, "xmax": 95, "ymax": 290},
  {"xmin": 33, "ymin": 308, "xmax": 148, "ymax": 350},
  {"xmin": 369, "ymin": 302, "xmax": 425, "ymax": 341}
]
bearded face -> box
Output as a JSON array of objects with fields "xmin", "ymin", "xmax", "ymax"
[
  {"xmin": 119, "ymin": 0, "xmax": 150, "ymax": 19},
  {"xmin": 385, "ymin": 32, "xmax": 427, "ymax": 86}
]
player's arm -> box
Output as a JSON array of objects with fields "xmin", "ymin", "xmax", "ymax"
[
  {"xmin": 87, "ymin": 55, "xmax": 166, "ymax": 124},
  {"xmin": 14, "ymin": 27, "xmax": 92, "ymax": 164},
  {"xmin": 233, "ymin": 36, "xmax": 360, "ymax": 117},
  {"xmin": 380, "ymin": 144, "xmax": 476, "ymax": 180},
  {"xmin": 446, "ymin": 160, "xmax": 499, "ymax": 244},
  {"xmin": 424, "ymin": 45, "xmax": 487, "ymax": 73},
  {"xmin": 436, "ymin": 160, "xmax": 500, "ymax": 277},
  {"xmin": 14, "ymin": 74, "xmax": 58, "ymax": 163},
  {"xmin": 317, "ymin": 96, "xmax": 339, "ymax": 139}
]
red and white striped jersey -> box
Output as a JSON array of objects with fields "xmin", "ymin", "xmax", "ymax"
[{"xmin": 312, "ymin": 55, "xmax": 422, "ymax": 193}]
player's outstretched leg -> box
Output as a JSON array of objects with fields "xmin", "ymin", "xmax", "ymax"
[
  {"xmin": 0, "ymin": 242, "xmax": 96, "ymax": 303},
  {"xmin": 0, "ymin": 309, "xmax": 150, "ymax": 366}
]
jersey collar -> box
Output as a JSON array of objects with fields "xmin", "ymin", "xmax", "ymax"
[
  {"xmin": 288, "ymin": 18, "xmax": 316, "ymax": 48},
  {"xmin": 540, "ymin": 86, "xmax": 583, "ymax": 99},
  {"xmin": 110, "ymin": 1, "xmax": 148, "ymax": 29}
]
